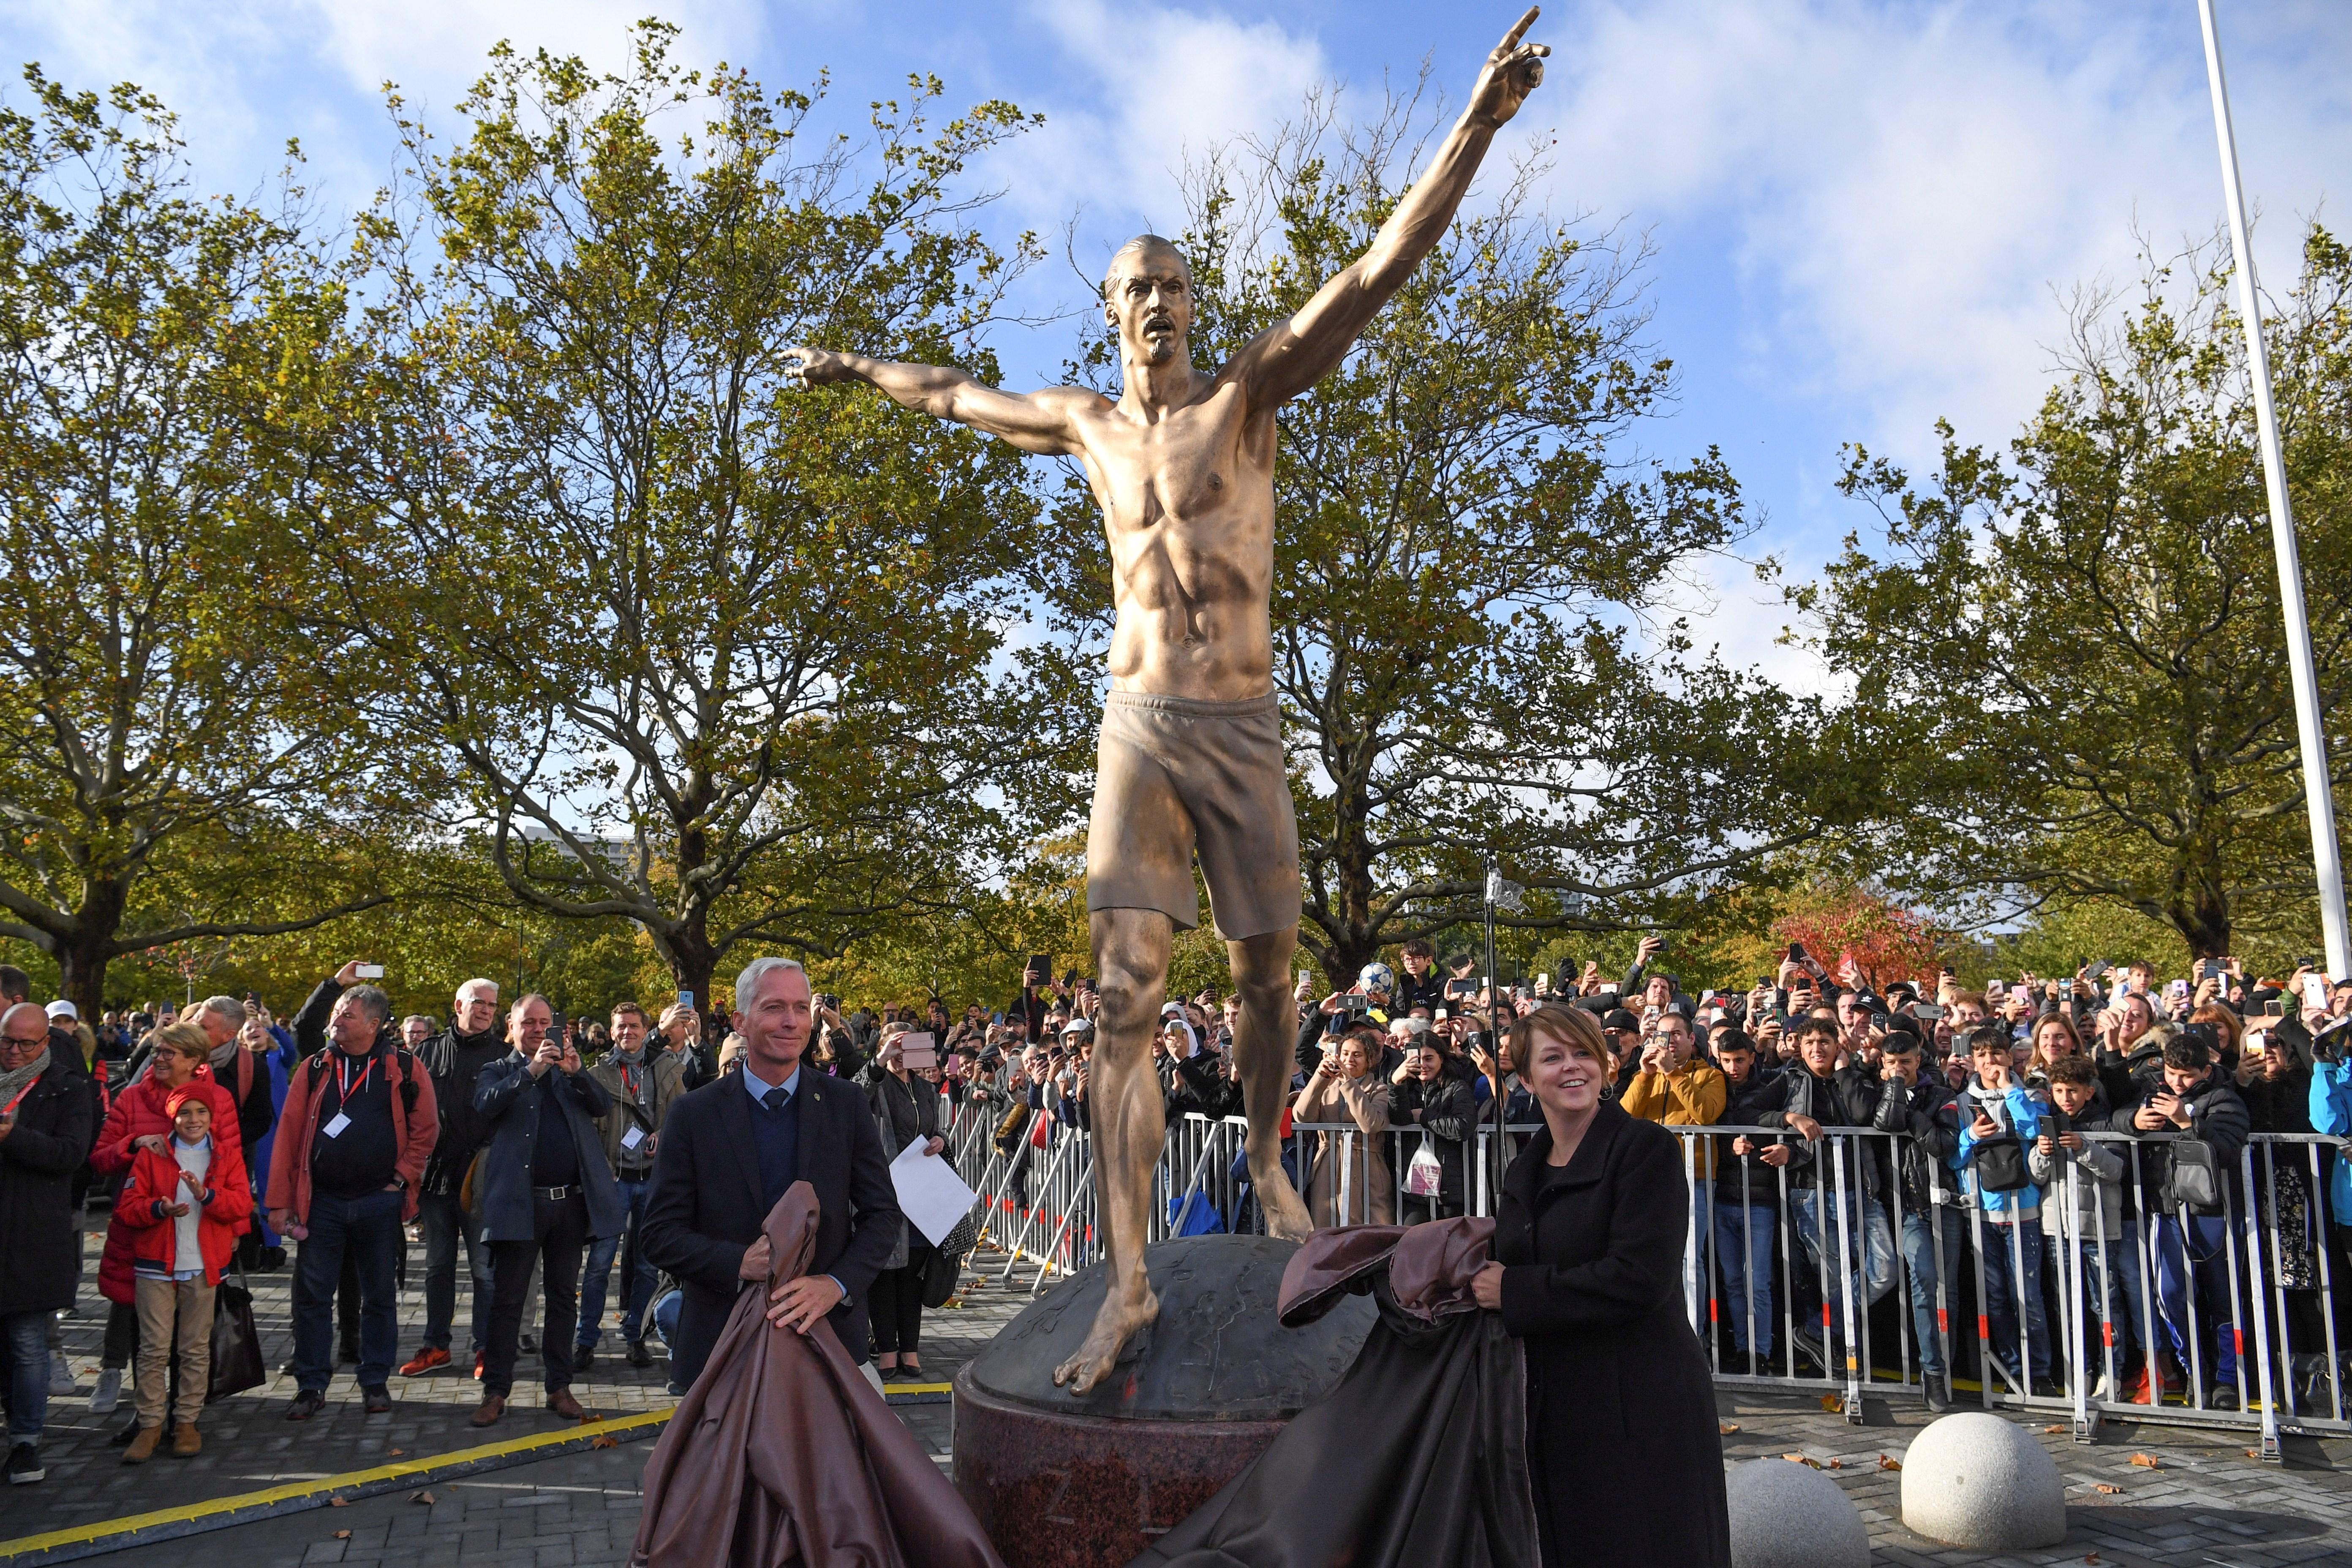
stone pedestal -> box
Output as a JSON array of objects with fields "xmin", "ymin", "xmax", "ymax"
[{"xmin": 952, "ymin": 1234, "xmax": 1375, "ymax": 1568}]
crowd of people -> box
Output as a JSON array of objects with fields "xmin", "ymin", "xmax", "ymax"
[
  {"xmin": 0, "ymin": 957, "xmax": 970, "ymax": 1486},
  {"xmin": 2, "ymin": 936, "xmax": 2345, "ymax": 1489}
]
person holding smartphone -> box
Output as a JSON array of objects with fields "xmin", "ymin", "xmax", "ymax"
[{"xmin": 466, "ymin": 995, "xmax": 620, "ymax": 1428}]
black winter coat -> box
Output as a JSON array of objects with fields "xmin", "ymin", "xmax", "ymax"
[
  {"xmin": 419, "ymin": 1024, "xmax": 509, "ymax": 1195},
  {"xmin": 0, "ymin": 1055, "xmax": 96, "ymax": 1315},
  {"xmin": 1494, "ymin": 1101, "xmax": 1730, "ymax": 1568},
  {"xmin": 1391, "ymin": 1070, "xmax": 1475, "ymax": 1205}
]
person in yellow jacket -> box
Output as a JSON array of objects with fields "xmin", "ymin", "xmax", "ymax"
[{"xmin": 1622, "ymin": 1004, "xmax": 1727, "ymax": 1338}]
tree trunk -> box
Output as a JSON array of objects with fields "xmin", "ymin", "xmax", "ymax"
[
  {"xmin": 2166, "ymin": 840, "xmax": 2233, "ymax": 961},
  {"xmin": 57, "ymin": 877, "xmax": 128, "ymax": 1023}
]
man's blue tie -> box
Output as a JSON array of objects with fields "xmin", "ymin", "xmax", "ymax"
[{"xmin": 764, "ymin": 1086, "xmax": 789, "ymax": 1112}]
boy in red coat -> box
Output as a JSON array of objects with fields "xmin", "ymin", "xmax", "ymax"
[{"xmin": 112, "ymin": 1089, "xmax": 249, "ymax": 1461}]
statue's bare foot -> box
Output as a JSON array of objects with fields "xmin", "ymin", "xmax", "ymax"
[
  {"xmin": 1250, "ymin": 1150, "xmax": 1315, "ymax": 1241},
  {"xmin": 1052, "ymin": 1282, "xmax": 1159, "ymax": 1396}
]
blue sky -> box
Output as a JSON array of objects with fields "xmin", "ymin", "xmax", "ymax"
[{"xmin": 8, "ymin": 0, "xmax": 2348, "ymax": 692}]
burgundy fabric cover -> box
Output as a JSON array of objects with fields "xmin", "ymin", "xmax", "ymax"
[{"xmin": 632, "ymin": 1181, "xmax": 1006, "ymax": 1568}]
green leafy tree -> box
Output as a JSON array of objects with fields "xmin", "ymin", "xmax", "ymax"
[
  {"xmin": 305, "ymin": 28, "xmax": 1051, "ymax": 1002},
  {"xmin": 1802, "ymin": 228, "xmax": 2352, "ymax": 961},
  {"xmin": 1028, "ymin": 87, "xmax": 1840, "ymax": 980},
  {"xmin": 0, "ymin": 70, "xmax": 391, "ymax": 1017}
]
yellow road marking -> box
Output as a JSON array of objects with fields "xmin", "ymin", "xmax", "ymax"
[{"xmin": 0, "ymin": 1407, "xmax": 672, "ymax": 1560}]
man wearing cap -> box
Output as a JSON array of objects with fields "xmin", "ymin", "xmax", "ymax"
[{"xmin": 1601, "ymin": 1007, "xmax": 1644, "ymax": 1095}]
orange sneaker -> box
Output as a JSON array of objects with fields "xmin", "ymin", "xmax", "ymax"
[{"xmin": 399, "ymin": 1347, "xmax": 452, "ymax": 1377}]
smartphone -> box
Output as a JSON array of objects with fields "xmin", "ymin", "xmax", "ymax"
[
  {"xmin": 2084, "ymin": 960, "xmax": 2111, "ymax": 981},
  {"xmin": 1026, "ymin": 954, "xmax": 1053, "ymax": 986},
  {"xmin": 549, "ymin": 1011, "xmax": 567, "ymax": 1048},
  {"xmin": 677, "ymin": 990, "xmax": 694, "ymax": 1011},
  {"xmin": 1786, "ymin": 942, "xmax": 1808, "ymax": 963},
  {"xmin": 2198, "ymin": 958, "xmax": 2226, "ymax": 983},
  {"xmin": 1535, "ymin": 972, "xmax": 1549, "ymax": 992},
  {"xmin": 2166, "ymin": 979, "xmax": 2189, "ymax": 1000},
  {"xmin": 354, "ymin": 963, "xmax": 384, "ymax": 980},
  {"xmin": 1915, "ymin": 1002, "xmax": 1946, "ymax": 1021},
  {"xmin": 2303, "ymin": 974, "xmax": 2331, "ymax": 1012}
]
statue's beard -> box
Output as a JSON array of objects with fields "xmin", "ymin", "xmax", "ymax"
[{"xmin": 1138, "ymin": 317, "xmax": 1180, "ymax": 363}]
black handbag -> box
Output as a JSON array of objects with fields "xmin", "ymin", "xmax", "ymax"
[
  {"xmin": 1972, "ymin": 1134, "xmax": 2036, "ymax": 1193},
  {"xmin": 206, "ymin": 1263, "xmax": 267, "ymax": 1404},
  {"xmin": 920, "ymin": 1210, "xmax": 980, "ymax": 1309},
  {"xmin": 2165, "ymin": 1137, "xmax": 2226, "ymax": 1216}
]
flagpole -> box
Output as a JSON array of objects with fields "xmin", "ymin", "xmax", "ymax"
[{"xmin": 2196, "ymin": 0, "xmax": 2351, "ymax": 977}]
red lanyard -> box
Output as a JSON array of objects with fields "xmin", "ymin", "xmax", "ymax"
[
  {"xmin": 2, "ymin": 1078, "xmax": 35, "ymax": 1116},
  {"xmin": 620, "ymin": 1063, "xmax": 639, "ymax": 1100},
  {"xmin": 335, "ymin": 1053, "xmax": 376, "ymax": 1103}
]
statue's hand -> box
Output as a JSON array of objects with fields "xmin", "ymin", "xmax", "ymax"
[
  {"xmin": 782, "ymin": 344, "xmax": 848, "ymax": 391},
  {"xmin": 1468, "ymin": 7, "xmax": 1550, "ymax": 129}
]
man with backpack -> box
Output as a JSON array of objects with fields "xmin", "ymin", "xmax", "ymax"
[{"xmin": 266, "ymin": 962, "xmax": 440, "ymax": 1421}]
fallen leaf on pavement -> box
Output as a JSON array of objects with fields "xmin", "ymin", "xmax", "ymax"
[
  {"xmin": 2129, "ymin": 1453, "xmax": 2160, "ymax": 1469},
  {"xmin": 410, "ymin": 1490, "xmax": 433, "ymax": 1505},
  {"xmin": 2094, "ymin": 1483, "xmax": 2121, "ymax": 1495},
  {"xmin": 328, "ymin": 1497, "xmax": 348, "ymax": 1508},
  {"xmin": 1819, "ymin": 1394, "xmax": 1841, "ymax": 1412},
  {"xmin": 1825, "ymin": 1458, "xmax": 1843, "ymax": 1470},
  {"xmin": 1877, "ymin": 1455, "xmax": 1900, "ymax": 1471},
  {"xmin": 592, "ymin": 1435, "xmax": 618, "ymax": 1450},
  {"xmin": 1781, "ymin": 1453, "xmax": 1821, "ymax": 1468},
  {"xmin": 2042, "ymin": 1424, "xmax": 2066, "ymax": 1434},
  {"xmin": 2085, "ymin": 1554, "xmax": 2101, "ymax": 1564},
  {"xmin": 1718, "ymin": 1423, "xmax": 1740, "ymax": 1435},
  {"xmin": 334, "ymin": 1532, "xmax": 351, "ymax": 1541},
  {"xmin": 388, "ymin": 1448, "xmax": 404, "ymax": 1457}
]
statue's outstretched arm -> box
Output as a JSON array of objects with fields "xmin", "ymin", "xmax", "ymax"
[
  {"xmin": 1238, "ymin": 8, "xmax": 1550, "ymax": 406},
  {"xmin": 784, "ymin": 345, "xmax": 1094, "ymax": 457}
]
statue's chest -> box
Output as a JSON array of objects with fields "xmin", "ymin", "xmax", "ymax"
[{"xmin": 1091, "ymin": 395, "xmax": 1260, "ymax": 523}]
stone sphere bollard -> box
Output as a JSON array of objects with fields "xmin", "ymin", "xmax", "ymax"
[
  {"xmin": 1726, "ymin": 1456, "xmax": 1870, "ymax": 1568},
  {"xmin": 1900, "ymin": 1411, "xmax": 2068, "ymax": 1549}
]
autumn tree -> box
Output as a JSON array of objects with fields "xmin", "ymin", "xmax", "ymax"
[
  {"xmin": 0, "ymin": 70, "xmax": 392, "ymax": 1016},
  {"xmin": 1802, "ymin": 228, "xmax": 2352, "ymax": 961},
  {"xmin": 1027, "ymin": 85, "xmax": 1845, "ymax": 980},
  {"xmin": 306, "ymin": 28, "xmax": 1051, "ymax": 1001}
]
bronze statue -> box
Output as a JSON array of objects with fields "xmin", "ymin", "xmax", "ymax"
[{"xmin": 784, "ymin": 8, "xmax": 1550, "ymax": 1395}]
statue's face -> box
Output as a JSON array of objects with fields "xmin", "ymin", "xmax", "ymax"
[{"xmin": 1104, "ymin": 244, "xmax": 1192, "ymax": 366}]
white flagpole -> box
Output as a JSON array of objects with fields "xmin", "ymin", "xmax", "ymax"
[{"xmin": 2196, "ymin": 0, "xmax": 2351, "ymax": 977}]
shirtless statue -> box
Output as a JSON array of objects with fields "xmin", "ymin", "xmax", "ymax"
[{"xmin": 784, "ymin": 9, "xmax": 1549, "ymax": 1394}]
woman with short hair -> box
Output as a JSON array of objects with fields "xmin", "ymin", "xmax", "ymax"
[{"xmin": 1469, "ymin": 1003, "xmax": 1730, "ymax": 1567}]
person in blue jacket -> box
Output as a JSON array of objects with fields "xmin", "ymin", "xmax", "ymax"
[{"xmin": 1954, "ymin": 1029, "xmax": 2055, "ymax": 1397}]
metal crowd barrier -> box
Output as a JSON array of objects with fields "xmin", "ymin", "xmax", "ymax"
[{"xmin": 932, "ymin": 1081, "xmax": 2351, "ymax": 1457}]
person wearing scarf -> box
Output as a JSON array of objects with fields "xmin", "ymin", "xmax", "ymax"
[{"xmin": 580, "ymin": 1004, "xmax": 689, "ymax": 1370}]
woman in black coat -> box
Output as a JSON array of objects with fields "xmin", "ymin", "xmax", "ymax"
[
  {"xmin": 1472, "ymin": 1003, "xmax": 1729, "ymax": 1568},
  {"xmin": 857, "ymin": 1029, "xmax": 945, "ymax": 1378}
]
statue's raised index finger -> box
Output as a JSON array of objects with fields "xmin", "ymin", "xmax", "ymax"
[{"xmin": 795, "ymin": 8, "xmax": 1546, "ymax": 1396}]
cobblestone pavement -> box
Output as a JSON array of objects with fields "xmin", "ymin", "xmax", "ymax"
[{"xmin": 13, "ymin": 1226, "xmax": 2352, "ymax": 1565}]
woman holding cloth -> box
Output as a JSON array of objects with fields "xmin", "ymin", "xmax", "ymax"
[{"xmin": 1470, "ymin": 1002, "xmax": 1729, "ymax": 1568}]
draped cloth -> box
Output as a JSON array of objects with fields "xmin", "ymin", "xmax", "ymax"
[
  {"xmin": 631, "ymin": 1181, "xmax": 1005, "ymax": 1568},
  {"xmin": 1127, "ymin": 1217, "xmax": 1538, "ymax": 1568}
]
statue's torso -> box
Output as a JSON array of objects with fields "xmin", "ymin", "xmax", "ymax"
[{"xmin": 1072, "ymin": 374, "xmax": 1277, "ymax": 703}]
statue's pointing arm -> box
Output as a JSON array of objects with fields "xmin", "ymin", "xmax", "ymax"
[
  {"xmin": 1237, "ymin": 7, "xmax": 1551, "ymax": 407},
  {"xmin": 782, "ymin": 345, "xmax": 1089, "ymax": 457}
]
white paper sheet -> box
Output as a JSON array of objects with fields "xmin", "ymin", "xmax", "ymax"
[{"xmin": 888, "ymin": 1138, "xmax": 979, "ymax": 1247}]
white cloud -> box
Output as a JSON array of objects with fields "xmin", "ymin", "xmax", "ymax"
[
  {"xmin": 1539, "ymin": 0, "xmax": 2352, "ymax": 466},
  {"xmin": 986, "ymin": 0, "xmax": 1328, "ymax": 244}
]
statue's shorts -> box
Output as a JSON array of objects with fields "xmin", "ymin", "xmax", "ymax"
[{"xmin": 1085, "ymin": 690, "xmax": 1302, "ymax": 942}]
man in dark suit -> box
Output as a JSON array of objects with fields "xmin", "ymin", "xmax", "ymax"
[{"xmin": 640, "ymin": 956, "xmax": 901, "ymax": 1391}]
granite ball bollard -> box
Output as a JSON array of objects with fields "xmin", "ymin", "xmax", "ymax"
[
  {"xmin": 1725, "ymin": 1457, "xmax": 1870, "ymax": 1568},
  {"xmin": 1900, "ymin": 1412, "xmax": 2068, "ymax": 1549}
]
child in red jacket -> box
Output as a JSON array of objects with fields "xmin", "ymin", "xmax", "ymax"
[{"xmin": 111, "ymin": 1089, "xmax": 250, "ymax": 1461}]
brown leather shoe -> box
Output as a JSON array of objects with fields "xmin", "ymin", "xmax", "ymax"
[
  {"xmin": 545, "ymin": 1388, "xmax": 588, "ymax": 1421},
  {"xmin": 468, "ymin": 1394, "xmax": 506, "ymax": 1428},
  {"xmin": 170, "ymin": 1422, "xmax": 201, "ymax": 1458},
  {"xmin": 121, "ymin": 1425, "xmax": 162, "ymax": 1464}
]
